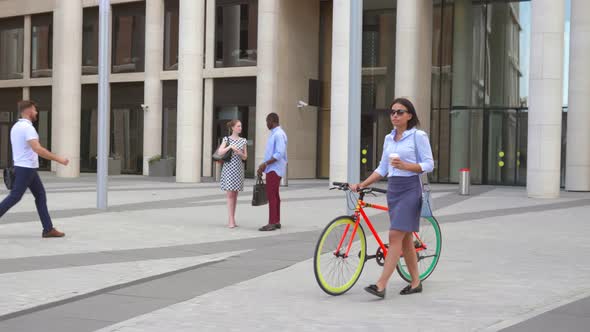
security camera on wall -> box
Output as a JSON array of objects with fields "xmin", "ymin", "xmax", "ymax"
[
  {"xmin": 140, "ymin": 104, "xmax": 149, "ymax": 112},
  {"xmin": 297, "ymin": 100, "xmax": 308, "ymax": 109}
]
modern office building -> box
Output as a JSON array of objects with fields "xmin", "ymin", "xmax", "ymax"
[{"xmin": 0, "ymin": 0, "xmax": 588, "ymax": 198}]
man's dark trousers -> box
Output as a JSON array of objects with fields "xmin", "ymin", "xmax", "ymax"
[{"xmin": 0, "ymin": 166, "xmax": 54, "ymax": 232}]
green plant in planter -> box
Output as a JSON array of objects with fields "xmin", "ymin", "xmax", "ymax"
[{"xmin": 148, "ymin": 155, "xmax": 162, "ymax": 164}]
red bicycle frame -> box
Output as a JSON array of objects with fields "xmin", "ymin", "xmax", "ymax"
[{"xmin": 334, "ymin": 199, "xmax": 427, "ymax": 259}]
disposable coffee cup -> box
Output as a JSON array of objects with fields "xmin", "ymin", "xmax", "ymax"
[{"xmin": 389, "ymin": 153, "xmax": 400, "ymax": 164}]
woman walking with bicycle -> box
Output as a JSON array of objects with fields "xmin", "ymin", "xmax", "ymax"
[
  {"xmin": 217, "ymin": 120, "xmax": 248, "ymax": 228},
  {"xmin": 351, "ymin": 97, "xmax": 434, "ymax": 298}
]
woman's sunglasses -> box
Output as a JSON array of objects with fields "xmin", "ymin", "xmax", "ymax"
[{"xmin": 390, "ymin": 109, "xmax": 408, "ymax": 116}]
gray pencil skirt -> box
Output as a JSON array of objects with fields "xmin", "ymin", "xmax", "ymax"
[{"xmin": 387, "ymin": 175, "xmax": 422, "ymax": 232}]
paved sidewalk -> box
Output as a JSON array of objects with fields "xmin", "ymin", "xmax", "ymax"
[{"xmin": 0, "ymin": 173, "xmax": 589, "ymax": 331}]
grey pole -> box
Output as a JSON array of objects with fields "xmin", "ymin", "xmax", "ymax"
[
  {"xmin": 347, "ymin": 0, "xmax": 362, "ymax": 215},
  {"xmin": 97, "ymin": 0, "xmax": 110, "ymax": 209}
]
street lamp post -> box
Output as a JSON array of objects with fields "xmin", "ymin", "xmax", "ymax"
[
  {"xmin": 97, "ymin": 0, "xmax": 110, "ymax": 209},
  {"xmin": 347, "ymin": 0, "xmax": 362, "ymax": 214}
]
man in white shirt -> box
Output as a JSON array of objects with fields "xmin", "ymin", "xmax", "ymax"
[{"xmin": 0, "ymin": 100, "xmax": 69, "ymax": 238}]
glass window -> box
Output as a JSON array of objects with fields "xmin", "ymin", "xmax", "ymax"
[
  {"xmin": 164, "ymin": 0, "xmax": 179, "ymax": 71},
  {"xmin": 317, "ymin": 0, "xmax": 332, "ymax": 178},
  {"xmin": 110, "ymin": 83, "xmax": 144, "ymax": 174},
  {"xmin": 31, "ymin": 13, "xmax": 53, "ymax": 78},
  {"xmin": 486, "ymin": 2, "xmax": 522, "ymax": 108},
  {"xmin": 360, "ymin": 0, "xmax": 397, "ymax": 179},
  {"xmin": 215, "ymin": 0, "xmax": 258, "ymax": 68},
  {"xmin": 0, "ymin": 17, "xmax": 24, "ymax": 80},
  {"xmin": 30, "ymin": 87, "xmax": 52, "ymax": 170},
  {"xmin": 430, "ymin": 0, "xmax": 532, "ymax": 185},
  {"xmin": 0, "ymin": 88, "xmax": 22, "ymax": 169},
  {"xmin": 80, "ymin": 83, "xmax": 144, "ymax": 174},
  {"xmin": 80, "ymin": 84, "xmax": 98, "ymax": 172},
  {"xmin": 213, "ymin": 77, "xmax": 256, "ymax": 177},
  {"xmin": 162, "ymin": 80, "xmax": 177, "ymax": 158},
  {"xmin": 82, "ymin": 7, "xmax": 99, "ymax": 75},
  {"xmin": 112, "ymin": 3, "xmax": 146, "ymax": 73}
]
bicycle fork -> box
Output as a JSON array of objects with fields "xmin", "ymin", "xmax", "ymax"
[{"xmin": 333, "ymin": 214, "xmax": 363, "ymax": 258}]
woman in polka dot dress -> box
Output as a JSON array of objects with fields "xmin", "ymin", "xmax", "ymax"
[{"xmin": 217, "ymin": 120, "xmax": 248, "ymax": 228}]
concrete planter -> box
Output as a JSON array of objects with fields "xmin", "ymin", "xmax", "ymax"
[
  {"xmin": 149, "ymin": 158, "xmax": 175, "ymax": 177},
  {"xmin": 108, "ymin": 158, "xmax": 122, "ymax": 175}
]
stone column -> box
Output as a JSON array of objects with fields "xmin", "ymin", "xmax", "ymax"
[
  {"xmin": 527, "ymin": 0, "xmax": 566, "ymax": 198},
  {"xmin": 202, "ymin": 0, "xmax": 215, "ymax": 178},
  {"xmin": 53, "ymin": 0, "xmax": 83, "ymax": 178},
  {"xmin": 565, "ymin": 0, "xmax": 590, "ymax": 191},
  {"xmin": 328, "ymin": 0, "xmax": 362, "ymax": 185},
  {"xmin": 255, "ymin": 0, "xmax": 279, "ymax": 170},
  {"xmin": 394, "ymin": 0, "xmax": 433, "ymax": 134},
  {"xmin": 202, "ymin": 79, "xmax": 214, "ymax": 178},
  {"xmin": 176, "ymin": 0, "xmax": 205, "ymax": 182},
  {"xmin": 143, "ymin": 0, "xmax": 164, "ymax": 175}
]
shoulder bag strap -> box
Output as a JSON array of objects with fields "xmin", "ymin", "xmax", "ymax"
[{"xmin": 414, "ymin": 131, "xmax": 431, "ymax": 192}]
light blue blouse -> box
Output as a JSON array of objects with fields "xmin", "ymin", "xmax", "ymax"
[{"xmin": 374, "ymin": 128, "xmax": 435, "ymax": 177}]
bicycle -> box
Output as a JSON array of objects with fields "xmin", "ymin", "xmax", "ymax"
[{"xmin": 313, "ymin": 182, "xmax": 442, "ymax": 296}]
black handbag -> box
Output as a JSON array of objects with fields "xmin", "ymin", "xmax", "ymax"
[
  {"xmin": 252, "ymin": 175, "xmax": 268, "ymax": 206},
  {"xmin": 212, "ymin": 137, "xmax": 233, "ymax": 163},
  {"xmin": 3, "ymin": 113, "xmax": 16, "ymax": 190},
  {"xmin": 3, "ymin": 167, "xmax": 15, "ymax": 190}
]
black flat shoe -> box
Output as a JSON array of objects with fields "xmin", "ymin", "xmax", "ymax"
[
  {"xmin": 258, "ymin": 224, "xmax": 280, "ymax": 231},
  {"xmin": 399, "ymin": 282, "xmax": 423, "ymax": 295},
  {"xmin": 364, "ymin": 284, "xmax": 386, "ymax": 299}
]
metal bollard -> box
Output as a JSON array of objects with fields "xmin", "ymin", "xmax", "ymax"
[
  {"xmin": 280, "ymin": 165, "xmax": 288, "ymax": 187},
  {"xmin": 459, "ymin": 168, "xmax": 470, "ymax": 195}
]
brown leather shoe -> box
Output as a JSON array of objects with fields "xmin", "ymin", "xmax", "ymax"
[{"xmin": 42, "ymin": 228, "xmax": 65, "ymax": 238}]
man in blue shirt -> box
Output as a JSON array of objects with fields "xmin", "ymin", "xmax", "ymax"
[{"xmin": 257, "ymin": 113, "xmax": 287, "ymax": 231}]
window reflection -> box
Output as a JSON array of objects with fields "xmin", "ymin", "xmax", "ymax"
[
  {"xmin": 213, "ymin": 78, "xmax": 256, "ymax": 177},
  {"xmin": 82, "ymin": 8, "xmax": 99, "ymax": 75},
  {"xmin": 31, "ymin": 13, "xmax": 52, "ymax": 78},
  {"xmin": 430, "ymin": 0, "xmax": 532, "ymax": 185},
  {"xmin": 162, "ymin": 81, "xmax": 177, "ymax": 158},
  {"xmin": 215, "ymin": 0, "xmax": 258, "ymax": 68},
  {"xmin": 360, "ymin": 1, "xmax": 396, "ymax": 179},
  {"xmin": 163, "ymin": 0, "xmax": 179, "ymax": 71},
  {"xmin": 112, "ymin": 3, "xmax": 146, "ymax": 73},
  {"xmin": 0, "ymin": 88, "xmax": 22, "ymax": 168},
  {"xmin": 0, "ymin": 17, "xmax": 24, "ymax": 80},
  {"xmin": 30, "ymin": 87, "xmax": 52, "ymax": 170}
]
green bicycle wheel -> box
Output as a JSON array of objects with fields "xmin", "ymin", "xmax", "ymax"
[
  {"xmin": 314, "ymin": 216, "xmax": 367, "ymax": 296},
  {"xmin": 396, "ymin": 216, "xmax": 442, "ymax": 283}
]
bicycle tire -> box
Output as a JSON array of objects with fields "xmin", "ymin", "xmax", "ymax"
[
  {"xmin": 396, "ymin": 216, "xmax": 442, "ymax": 283},
  {"xmin": 313, "ymin": 216, "xmax": 367, "ymax": 296}
]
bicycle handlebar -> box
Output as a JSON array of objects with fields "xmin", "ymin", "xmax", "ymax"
[
  {"xmin": 371, "ymin": 187, "xmax": 387, "ymax": 194},
  {"xmin": 331, "ymin": 182, "xmax": 387, "ymax": 194}
]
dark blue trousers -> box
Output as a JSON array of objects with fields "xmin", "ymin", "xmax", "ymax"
[{"xmin": 0, "ymin": 167, "xmax": 54, "ymax": 233}]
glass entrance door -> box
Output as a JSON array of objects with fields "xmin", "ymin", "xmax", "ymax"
[
  {"xmin": 483, "ymin": 108, "xmax": 526, "ymax": 185},
  {"xmin": 111, "ymin": 107, "xmax": 143, "ymax": 174},
  {"xmin": 360, "ymin": 108, "xmax": 392, "ymax": 179},
  {"xmin": 213, "ymin": 105, "xmax": 255, "ymax": 178}
]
